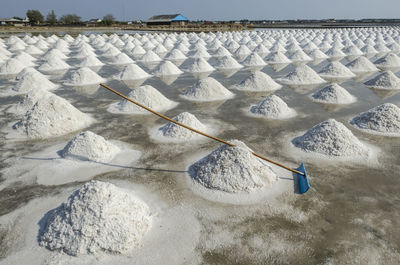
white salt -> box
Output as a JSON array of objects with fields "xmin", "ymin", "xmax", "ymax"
[
  {"xmin": 43, "ymin": 49, "xmax": 68, "ymax": 60},
  {"xmin": 38, "ymin": 57, "xmax": 71, "ymax": 72},
  {"xmin": 264, "ymin": 51, "xmax": 291, "ymax": 64},
  {"xmin": 364, "ymin": 71, "xmax": 400, "ymax": 90},
  {"xmin": 185, "ymin": 57, "xmax": 215, "ymax": 73},
  {"xmin": 115, "ymin": 64, "xmax": 152, "ymax": 80},
  {"xmin": 140, "ymin": 50, "xmax": 162, "ymax": 62},
  {"xmin": 157, "ymin": 112, "xmax": 208, "ymax": 140},
  {"xmin": 39, "ymin": 180, "xmax": 152, "ymax": 256},
  {"xmin": 164, "ymin": 49, "xmax": 187, "ymax": 60},
  {"xmin": 64, "ymin": 67, "xmax": 106, "ymax": 86},
  {"xmin": 311, "ymin": 83, "xmax": 356, "ymax": 104},
  {"xmin": 277, "ymin": 64, "xmax": 326, "ymax": 85},
  {"xmin": 373, "ymin": 53, "xmax": 400, "ymax": 71},
  {"xmin": 242, "ymin": 53, "xmax": 267, "ymax": 67},
  {"xmin": 152, "ymin": 60, "xmax": 183, "ymax": 76},
  {"xmin": 13, "ymin": 71, "xmax": 57, "ymax": 93},
  {"xmin": 181, "ymin": 77, "xmax": 234, "ymax": 101},
  {"xmin": 8, "ymin": 88, "xmax": 53, "ymax": 115},
  {"xmin": 288, "ymin": 50, "xmax": 312, "ymax": 63},
  {"xmin": 233, "ymin": 71, "xmax": 281, "ymax": 91},
  {"xmin": 346, "ymin": 56, "xmax": 379, "ymax": 74},
  {"xmin": 188, "ymin": 140, "xmax": 277, "ymax": 193},
  {"xmin": 249, "ymin": 94, "xmax": 296, "ymax": 119},
  {"xmin": 109, "ymin": 53, "xmax": 135, "ymax": 65},
  {"xmin": 0, "ymin": 58, "xmax": 26, "ymax": 75},
  {"xmin": 318, "ymin": 61, "xmax": 356, "ymax": 80},
  {"xmin": 77, "ymin": 55, "xmax": 104, "ymax": 67}
]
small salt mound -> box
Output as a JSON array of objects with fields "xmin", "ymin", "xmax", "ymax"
[
  {"xmin": 12, "ymin": 94, "xmax": 94, "ymax": 139},
  {"xmin": 140, "ymin": 50, "xmax": 162, "ymax": 62},
  {"xmin": 185, "ymin": 58, "xmax": 215, "ymax": 73},
  {"xmin": 325, "ymin": 47, "xmax": 346, "ymax": 61},
  {"xmin": 288, "ymin": 50, "xmax": 312, "ymax": 63},
  {"xmin": 214, "ymin": 46, "xmax": 231, "ymax": 57},
  {"xmin": 24, "ymin": 45, "xmax": 44, "ymax": 55},
  {"xmin": 38, "ymin": 57, "xmax": 71, "ymax": 72},
  {"xmin": 308, "ymin": 49, "xmax": 329, "ymax": 60},
  {"xmin": 108, "ymin": 85, "xmax": 177, "ymax": 114},
  {"xmin": 364, "ymin": 71, "xmax": 400, "ymax": 90},
  {"xmin": 188, "ymin": 140, "xmax": 277, "ymax": 193},
  {"xmin": 374, "ymin": 53, "xmax": 400, "ymax": 71},
  {"xmin": 264, "ymin": 51, "xmax": 291, "ymax": 64},
  {"xmin": 190, "ymin": 49, "xmax": 211, "ymax": 59},
  {"xmin": 181, "ymin": 77, "xmax": 234, "ymax": 102},
  {"xmin": 109, "ymin": 52, "xmax": 135, "ymax": 65},
  {"xmin": 234, "ymin": 45, "xmax": 252, "ymax": 57},
  {"xmin": 311, "ymin": 83, "xmax": 356, "ymax": 104},
  {"xmin": 346, "ymin": 56, "xmax": 379, "ymax": 74},
  {"xmin": 39, "ymin": 180, "xmax": 152, "ymax": 256},
  {"xmin": 60, "ymin": 131, "xmax": 120, "ymax": 162},
  {"xmin": 158, "ymin": 112, "xmax": 208, "ymax": 140},
  {"xmin": 74, "ymin": 48, "xmax": 97, "ymax": 59},
  {"xmin": 292, "ymin": 119, "xmax": 368, "ymax": 157},
  {"xmin": 152, "ymin": 60, "xmax": 183, "ymax": 76},
  {"xmin": 43, "ymin": 49, "xmax": 68, "ymax": 60},
  {"xmin": 318, "ymin": 61, "xmax": 356, "ymax": 80},
  {"xmin": 13, "ymin": 52, "xmax": 37, "ymax": 67},
  {"xmin": 215, "ymin": 55, "xmax": 243, "ymax": 70},
  {"xmin": 277, "ymin": 64, "xmax": 326, "ymax": 85},
  {"xmin": 233, "ymin": 71, "xmax": 281, "ymax": 91},
  {"xmin": 0, "ymin": 58, "xmax": 26, "ymax": 75},
  {"xmin": 164, "ymin": 49, "xmax": 187, "ymax": 60},
  {"xmin": 250, "ymin": 94, "xmax": 296, "ymax": 119},
  {"xmin": 115, "ymin": 64, "xmax": 151, "ymax": 80},
  {"xmin": 13, "ymin": 71, "xmax": 57, "ymax": 93},
  {"xmin": 77, "ymin": 55, "xmax": 104, "ymax": 67},
  {"xmin": 350, "ymin": 103, "xmax": 400, "ymax": 136},
  {"xmin": 242, "ymin": 53, "xmax": 267, "ymax": 67},
  {"xmin": 64, "ymin": 67, "xmax": 106, "ymax": 86},
  {"xmin": 361, "ymin": 44, "xmax": 378, "ymax": 56},
  {"xmin": 131, "ymin": 45, "xmax": 146, "ymax": 56},
  {"xmin": 102, "ymin": 46, "xmax": 121, "ymax": 57}
]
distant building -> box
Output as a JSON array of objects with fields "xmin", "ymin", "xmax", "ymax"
[
  {"xmin": 147, "ymin": 14, "xmax": 189, "ymax": 26},
  {"xmin": 0, "ymin": 17, "xmax": 29, "ymax": 26}
]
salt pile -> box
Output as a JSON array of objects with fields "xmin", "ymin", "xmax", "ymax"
[
  {"xmin": 242, "ymin": 53, "xmax": 267, "ymax": 67},
  {"xmin": 77, "ymin": 55, "xmax": 104, "ymax": 67},
  {"xmin": 38, "ymin": 57, "xmax": 71, "ymax": 72},
  {"xmin": 0, "ymin": 58, "xmax": 26, "ymax": 75},
  {"xmin": 140, "ymin": 50, "xmax": 162, "ymax": 62},
  {"xmin": 373, "ymin": 53, "xmax": 400, "ymax": 71},
  {"xmin": 8, "ymin": 88, "xmax": 53, "ymax": 115},
  {"xmin": 350, "ymin": 103, "xmax": 400, "ymax": 136},
  {"xmin": 346, "ymin": 56, "xmax": 379, "ymax": 74},
  {"xmin": 215, "ymin": 55, "xmax": 243, "ymax": 70},
  {"xmin": 108, "ymin": 85, "xmax": 177, "ymax": 114},
  {"xmin": 288, "ymin": 50, "xmax": 312, "ymax": 63},
  {"xmin": 292, "ymin": 119, "xmax": 368, "ymax": 157},
  {"xmin": 181, "ymin": 77, "xmax": 234, "ymax": 101},
  {"xmin": 12, "ymin": 94, "xmax": 94, "ymax": 139},
  {"xmin": 325, "ymin": 47, "xmax": 346, "ymax": 61},
  {"xmin": 310, "ymin": 83, "xmax": 356, "ymax": 104},
  {"xmin": 109, "ymin": 53, "xmax": 135, "ymax": 65},
  {"xmin": 157, "ymin": 112, "xmax": 208, "ymax": 140},
  {"xmin": 250, "ymin": 94, "xmax": 296, "ymax": 119},
  {"xmin": 13, "ymin": 52, "xmax": 37, "ymax": 67},
  {"xmin": 12, "ymin": 71, "xmax": 57, "ymax": 93},
  {"xmin": 59, "ymin": 131, "xmax": 121, "ymax": 162},
  {"xmin": 188, "ymin": 140, "xmax": 277, "ymax": 193},
  {"xmin": 308, "ymin": 49, "xmax": 329, "ymax": 60},
  {"xmin": 39, "ymin": 180, "xmax": 152, "ymax": 256},
  {"xmin": 364, "ymin": 71, "xmax": 400, "ymax": 90},
  {"xmin": 233, "ymin": 71, "xmax": 281, "ymax": 91},
  {"xmin": 277, "ymin": 64, "xmax": 326, "ymax": 85},
  {"xmin": 164, "ymin": 49, "xmax": 187, "ymax": 60},
  {"xmin": 24, "ymin": 45, "xmax": 44, "ymax": 55},
  {"xmin": 64, "ymin": 67, "xmax": 106, "ymax": 86},
  {"xmin": 115, "ymin": 64, "xmax": 151, "ymax": 80},
  {"xmin": 43, "ymin": 49, "xmax": 68, "ymax": 60},
  {"xmin": 185, "ymin": 58, "xmax": 215, "ymax": 73},
  {"xmin": 152, "ymin": 60, "xmax": 183, "ymax": 76},
  {"xmin": 264, "ymin": 51, "xmax": 291, "ymax": 64},
  {"xmin": 318, "ymin": 61, "xmax": 356, "ymax": 81}
]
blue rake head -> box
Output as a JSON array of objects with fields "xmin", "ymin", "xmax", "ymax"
[{"xmin": 296, "ymin": 162, "xmax": 310, "ymax": 194}]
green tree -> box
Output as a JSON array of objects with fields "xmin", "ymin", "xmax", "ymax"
[
  {"xmin": 26, "ymin": 10, "xmax": 44, "ymax": 25},
  {"xmin": 46, "ymin": 10, "xmax": 57, "ymax": 25},
  {"xmin": 102, "ymin": 14, "xmax": 115, "ymax": 26},
  {"xmin": 60, "ymin": 14, "xmax": 81, "ymax": 24}
]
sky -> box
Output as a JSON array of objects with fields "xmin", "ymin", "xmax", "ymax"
[{"xmin": 1, "ymin": 0, "xmax": 400, "ymax": 21}]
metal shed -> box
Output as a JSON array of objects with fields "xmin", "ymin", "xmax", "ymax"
[{"xmin": 147, "ymin": 14, "xmax": 189, "ymax": 26}]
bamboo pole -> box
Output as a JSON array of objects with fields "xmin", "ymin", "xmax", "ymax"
[{"xmin": 100, "ymin": 83, "xmax": 304, "ymax": 176}]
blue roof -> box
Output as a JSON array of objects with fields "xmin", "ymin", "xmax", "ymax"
[{"xmin": 172, "ymin": 14, "xmax": 188, "ymax": 21}]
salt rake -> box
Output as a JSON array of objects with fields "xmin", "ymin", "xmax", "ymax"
[{"xmin": 100, "ymin": 83, "xmax": 310, "ymax": 194}]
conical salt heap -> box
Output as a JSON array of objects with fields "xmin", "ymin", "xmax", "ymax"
[
  {"xmin": 115, "ymin": 64, "xmax": 152, "ymax": 80},
  {"xmin": 43, "ymin": 49, "xmax": 68, "ymax": 60},
  {"xmin": 350, "ymin": 103, "xmax": 400, "ymax": 136},
  {"xmin": 242, "ymin": 52, "xmax": 267, "ymax": 67},
  {"xmin": 64, "ymin": 67, "xmax": 106, "ymax": 86},
  {"xmin": 59, "ymin": 131, "xmax": 121, "ymax": 162},
  {"xmin": 318, "ymin": 61, "xmax": 356, "ymax": 81},
  {"xmin": 152, "ymin": 60, "xmax": 183, "ymax": 76},
  {"xmin": 39, "ymin": 180, "xmax": 152, "ymax": 256},
  {"xmin": 158, "ymin": 112, "xmax": 208, "ymax": 140},
  {"xmin": 346, "ymin": 56, "xmax": 379, "ymax": 74},
  {"xmin": 164, "ymin": 49, "xmax": 187, "ymax": 60},
  {"xmin": 108, "ymin": 85, "xmax": 177, "ymax": 114},
  {"xmin": 292, "ymin": 119, "xmax": 368, "ymax": 157},
  {"xmin": 140, "ymin": 50, "xmax": 162, "ymax": 62},
  {"xmin": 311, "ymin": 83, "xmax": 356, "ymax": 104},
  {"xmin": 181, "ymin": 77, "xmax": 234, "ymax": 101},
  {"xmin": 77, "ymin": 55, "xmax": 104, "ymax": 67},
  {"xmin": 364, "ymin": 71, "xmax": 400, "ymax": 90},
  {"xmin": 13, "ymin": 71, "xmax": 57, "ymax": 93},
  {"xmin": 233, "ymin": 71, "xmax": 281, "ymax": 91},
  {"xmin": 308, "ymin": 49, "xmax": 329, "ymax": 60},
  {"xmin": 0, "ymin": 58, "xmax": 26, "ymax": 75},
  {"xmin": 278, "ymin": 64, "xmax": 326, "ymax": 85},
  {"xmin": 188, "ymin": 140, "xmax": 277, "ymax": 193},
  {"xmin": 8, "ymin": 89, "xmax": 53, "ymax": 116},
  {"xmin": 215, "ymin": 55, "xmax": 243, "ymax": 70},
  {"xmin": 373, "ymin": 53, "xmax": 400, "ymax": 71},
  {"xmin": 250, "ymin": 94, "xmax": 296, "ymax": 119},
  {"xmin": 38, "ymin": 57, "xmax": 71, "ymax": 72},
  {"xmin": 185, "ymin": 57, "xmax": 215, "ymax": 73},
  {"xmin": 264, "ymin": 51, "xmax": 291, "ymax": 64},
  {"xmin": 109, "ymin": 53, "xmax": 135, "ymax": 65},
  {"xmin": 288, "ymin": 49, "xmax": 312, "ymax": 63},
  {"xmin": 12, "ymin": 94, "xmax": 94, "ymax": 139}
]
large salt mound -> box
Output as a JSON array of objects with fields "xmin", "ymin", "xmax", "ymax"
[
  {"xmin": 373, "ymin": 53, "xmax": 400, "ymax": 71},
  {"xmin": 140, "ymin": 50, "xmax": 162, "ymax": 62},
  {"xmin": 108, "ymin": 85, "xmax": 177, "ymax": 114},
  {"xmin": 292, "ymin": 119, "xmax": 368, "ymax": 157},
  {"xmin": 346, "ymin": 56, "xmax": 379, "ymax": 74},
  {"xmin": 157, "ymin": 112, "xmax": 208, "ymax": 140},
  {"xmin": 12, "ymin": 94, "xmax": 94, "ymax": 139},
  {"xmin": 38, "ymin": 57, "xmax": 71, "ymax": 72},
  {"xmin": 277, "ymin": 64, "xmax": 326, "ymax": 85},
  {"xmin": 39, "ymin": 180, "xmax": 152, "ymax": 256},
  {"xmin": 364, "ymin": 71, "xmax": 400, "ymax": 90},
  {"xmin": 77, "ymin": 55, "xmax": 104, "ymax": 67},
  {"xmin": 115, "ymin": 64, "xmax": 151, "ymax": 80},
  {"xmin": 0, "ymin": 58, "xmax": 26, "ymax": 75},
  {"xmin": 8, "ymin": 88, "xmax": 53, "ymax": 115},
  {"xmin": 318, "ymin": 61, "xmax": 356, "ymax": 80},
  {"xmin": 311, "ymin": 83, "xmax": 356, "ymax": 104},
  {"xmin": 181, "ymin": 77, "xmax": 234, "ymax": 101},
  {"xmin": 250, "ymin": 94, "xmax": 296, "ymax": 119},
  {"xmin": 233, "ymin": 71, "xmax": 281, "ymax": 91},
  {"xmin": 242, "ymin": 53, "xmax": 266, "ymax": 67},
  {"xmin": 59, "ymin": 131, "xmax": 121, "ymax": 162},
  {"xmin": 64, "ymin": 67, "xmax": 106, "ymax": 86},
  {"xmin": 188, "ymin": 140, "xmax": 277, "ymax": 193},
  {"xmin": 185, "ymin": 57, "xmax": 215, "ymax": 73},
  {"xmin": 215, "ymin": 55, "xmax": 243, "ymax": 70},
  {"xmin": 152, "ymin": 60, "xmax": 183, "ymax": 76},
  {"xmin": 164, "ymin": 49, "xmax": 187, "ymax": 60},
  {"xmin": 12, "ymin": 71, "xmax": 57, "ymax": 93},
  {"xmin": 350, "ymin": 103, "xmax": 400, "ymax": 136},
  {"xmin": 264, "ymin": 51, "xmax": 291, "ymax": 64},
  {"xmin": 109, "ymin": 53, "xmax": 135, "ymax": 65}
]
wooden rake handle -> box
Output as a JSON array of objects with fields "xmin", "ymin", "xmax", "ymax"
[{"xmin": 100, "ymin": 83, "xmax": 304, "ymax": 176}]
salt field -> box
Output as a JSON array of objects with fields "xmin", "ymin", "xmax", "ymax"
[{"xmin": 0, "ymin": 28, "xmax": 400, "ymax": 265}]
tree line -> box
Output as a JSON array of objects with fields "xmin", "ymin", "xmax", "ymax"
[{"xmin": 25, "ymin": 10, "xmax": 115, "ymax": 25}]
